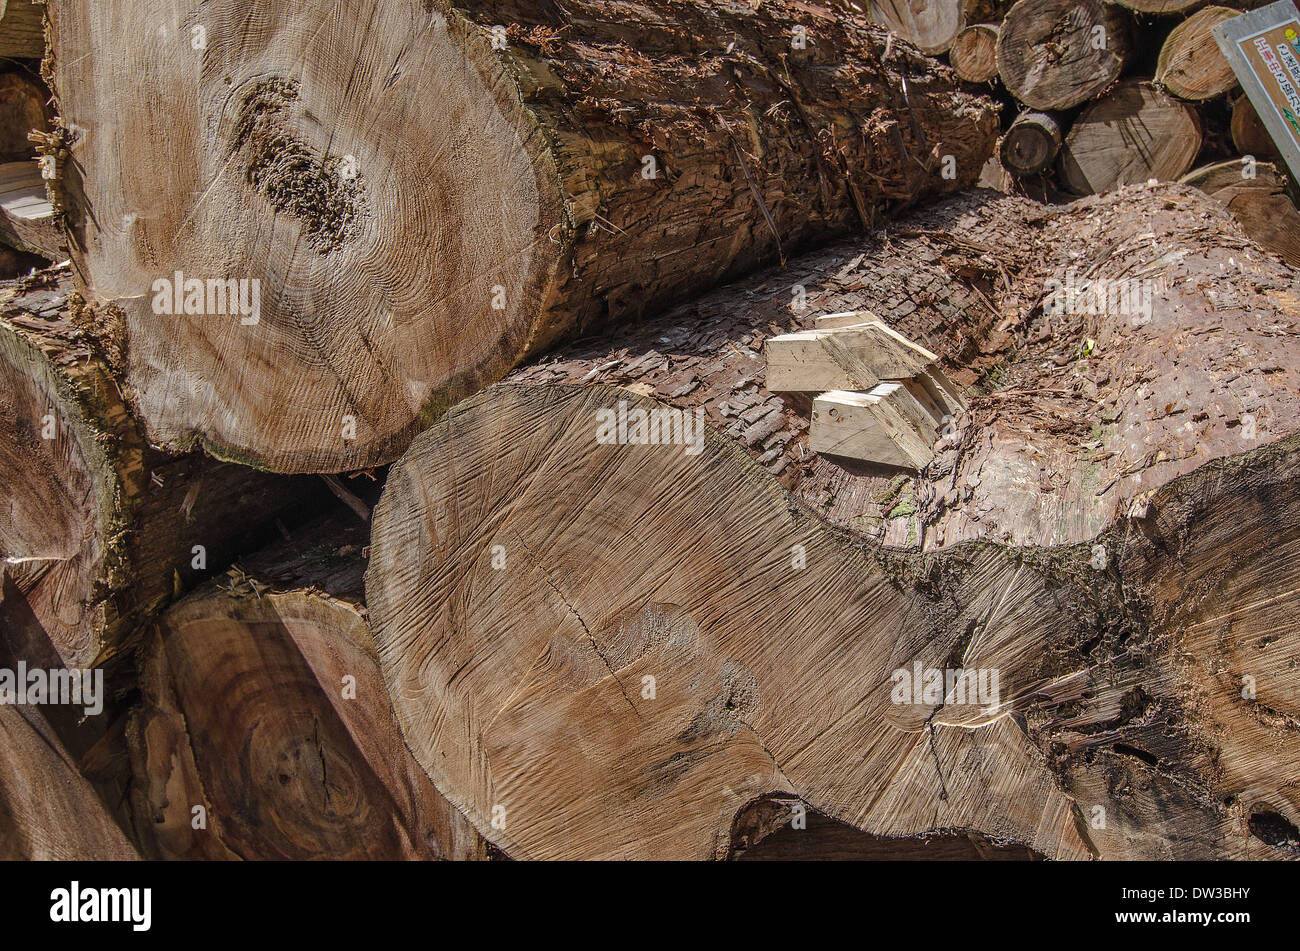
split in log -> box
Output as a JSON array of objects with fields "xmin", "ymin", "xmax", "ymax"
[
  {"xmin": 0, "ymin": 0, "xmax": 44, "ymax": 59},
  {"xmin": 869, "ymin": 0, "xmax": 965, "ymax": 54},
  {"xmin": 949, "ymin": 23, "xmax": 1000, "ymax": 83},
  {"xmin": 996, "ymin": 0, "xmax": 1132, "ymax": 111},
  {"xmin": 1000, "ymin": 111, "xmax": 1062, "ymax": 177},
  {"xmin": 1231, "ymin": 93, "xmax": 1282, "ymax": 160},
  {"xmin": 0, "ymin": 268, "xmax": 328, "ymax": 670},
  {"xmin": 1155, "ymin": 6, "xmax": 1240, "ymax": 101},
  {"xmin": 1059, "ymin": 81, "xmax": 1202, "ymax": 194},
  {"xmin": 1181, "ymin": 159, "xmax": 1300, "ymax": 268},
  {"xmin": 0, "ymin": 161, "xmax": 58, "ymax": 258},
  {"xmin": 127, "ymin": 514, "xmax": 490, "ymax": 860},
  {"xmin": 47, "ymin": 0, "xmax": 999, "ymax": 473}
]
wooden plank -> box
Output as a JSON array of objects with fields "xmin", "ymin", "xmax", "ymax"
[
  {"xmin": 810, "ymin": 385, "xmax": 937, "ymax": 468},
  {"xmin": 0, "ymin": 0, "xmax": 45, "ymax": 59},
  {"xmin": 0, "ymin": 159, "xmax": 58, "ymax": 258},
  {"xmin": 766, "ymin": 321, "xmax": 938, "ymax": 392}
]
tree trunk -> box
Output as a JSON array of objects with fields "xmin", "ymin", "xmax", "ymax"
[
  {"xmin": 47, "ymin": 0, "xmax": 999, "ymax": 474},
  {"xmin": 1059, "ymin": 81, "xmax": 1202, "ymax": 194},
  {"xmin": 997, "ymin": 0, "xmax": 1132, "ymax": 111},
  {"xmin": 869, "ymin": 0, "xmax": 966, "ymax": 54},
  {"xmin": 1181, "ymin": 159, "xmax": 1300, "ymax": 267},
  {"xmin": 127, "ymin": 513, "xmax": 490, "ymax": 861},
  {"xmin": 0, "ymin": 267, "xmax": 326, "ymax": 671},
  {"xmin": 1000, "ymin": 111, "xmax": 1062, "ymax": 176},
  {"xmin": 0, "ymin": 0, "xmax": 44, "ymax": 59},
  {"xmin": 1155, "ymin": 6, "xmax": 1241, "ymax": 101},
  {"xmin": 950, "ymin": 23, "xmax": 1001, "ymax": 83},
  {"xmin": 365, "ymin": 183, "xmax": 1300, "ymax": 860}
]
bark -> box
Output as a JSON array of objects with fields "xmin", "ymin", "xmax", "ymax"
[
  {"xmin": 1000, "ymin": 111, "xmax": 1062, "ymax": 176},
  {"xmin": 1155, "ymin": 6, "xmax": 1241, "ymax": 102},
  {"xmin": 127, "ymin": 513, "xmax": 490, "ymax": 860},
  {"xmin": 996, "ymin": 0, "xmax": 1132, "ymax": 111},
  {"xmin": 365, "ymin": 183, "xmax": 1300, "ymax": 860},
  {"xmin": 950, "ymin": 23, "xmax": 1000, "ymax": 83},
  {"xmin": 869, "ymin": 0, "xmax": 966, "ymax": 54},
  {"xmin": 46, "ymin": 0, "xmax": 999, "ymax": 473},
  {"xmin": 0, "ymin": 267, "xmax": 326, "ymax": 670},
  {"xmin": 1059, "ymin": 82, "xmax": 1203, "ymax": 194},
  {"xmin": 1181, "ymin": 159, "xmax": 1300, "ymax": 268}
]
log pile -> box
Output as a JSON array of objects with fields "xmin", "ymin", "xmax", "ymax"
[
  {"xmin": 859, "ymin": 0, "xmax": 1300, "ymax": 268},
  {"xmin": 0, "ymin": 0, "xmax": 1297, "ymax": 864}
]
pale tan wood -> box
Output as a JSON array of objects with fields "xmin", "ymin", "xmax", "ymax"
[
  {"xmin": 1181, "ymin": 159, "xmax": 1300, "ymax": 268},
  {"xmin": 811, "ymin": 385, "xmax": 937, "ymax": 468},
  {"xmin": 949, "ymin": 23, "xmax": 1000, "ymax": 83},
  {"xmin": 870, "ymin": 0, "xmax": 966, "ymax": 54},
  {"xmin": 997, "ymin": 0, "xmax": 1132, "ymax": 111},
  {"xmin": 766, "ymin": 321, "xmax": 938, "ymax": 391},
  {"xmin": 1155, "ymin": 6, "xmax": 1240, "ymax": 102},
  {"xmin": 1060, "ymin": 82, "xmax": 1203, "ymax": 195},
  {"xmin": 0, "ymin": 160, "xmax": 58, "ymax": 258}
]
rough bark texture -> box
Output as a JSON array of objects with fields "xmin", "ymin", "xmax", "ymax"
[
  {"xmin": 0, "ymin": 267, "xmax": 324, "ymax": 670},
  {"xmin": 127, "ymin": 513, "xmax": 490, "ymax": 860},
  {"xmin": 996, "ymin": 0, "xmax": 1131, "ymax": 111},
  {"xmin": 365, "ymin": 182, "xmax": 1300, "ymax": 860},
  {"xmin": 1060, "ymin": 82, "xmax": 1202, "ymax": 195},
  {"xmin": 47, "ymin": 0, "xmax": 999, "ymax": 473}
]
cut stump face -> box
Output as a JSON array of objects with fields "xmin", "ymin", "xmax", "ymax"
[{"xmin": 50, "ymin": 0, "xmax": 563, "ymax": 472}]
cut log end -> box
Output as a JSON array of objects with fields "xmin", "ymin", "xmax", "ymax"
[
  {"xmin": 1000, "ymin": 111, "xmax": 1062, "ymax": 177},
  {"xmin": 997, "ymin": 0, "xmax": 1131, "ymax": 111},
  {"xmin": 950, "ymin": 23, "xmax": 1000, "ymax": 83}
]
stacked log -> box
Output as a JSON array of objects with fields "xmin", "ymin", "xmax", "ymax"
[{"xmin": 0, "ymin": 0, "xmax": 1296, "ymax": 866}]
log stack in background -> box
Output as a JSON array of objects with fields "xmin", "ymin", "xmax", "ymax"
[
  {"xmin": 0, "ymin": 0, "xmax": 1296, "ymax": 863},
  {"xmin": 862, "ymin": 0, "xmax": 1300, "ymax": 267}
]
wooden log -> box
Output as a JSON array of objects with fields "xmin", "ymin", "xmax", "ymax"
[
  {"xmin": 869, "ymin": 0, "xmax": 965, "ymax": 54},
  {"xmin": 0, "ymin": 268, "xmax": 326, "ymax": 670},
  {"xmin": 1155, "ymin": 6, "xmax": 1241, "ymax": 101},
  {"xmin": 1059, "ymin": 81, "xmax": 1203, "ymax": 194},
  {"xmin": 0, "ymin": 0, "xmax": 44, "ymax": 59},
  {"xmin": 950, "ymin": 23, "xmax": 1000, "ymax": 82},
  {"xmin": 1232, "ymin": 93, "xmax": 1282, "ymax": 159},
  {"xmin": 46, "ymin": 0, "xmax": 1000, "ymax": 474},
  {"xmin": 1000, "ymin": 111, "xmax": 1062, "ymax": 176},
  {"xmin": 996, "ymin": 0, "xmax": 1132, "ymax": 111},
  {"xmin": 127, "ymin": 514, "xmax": 490, "ymax": 861},
  {"xmin": 1181, "ymin": 159, "xmax": 1300, "ymax": 267},
  {"xmin": 0, "ymin": 697, "xmax": 137, "ymax": 859},
  {"xmin": 366, "ymin": 183, "xmax": 1300, "ymax": 860}
]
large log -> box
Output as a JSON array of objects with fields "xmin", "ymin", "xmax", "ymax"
[
  {"xmin": 127, "ymin": 513, "xmax": 490, "ymax": 860},
  {"xmin": 0, "ymin": 268, "xmax": 325, "ymax": 670},
  {"xmin": 47, "ymin": 0, "xmax": 1000, "ymax": 474},
  {"xmin": 1059, "ymin": 82, "xmax": 1202, "ymax": 194},
  {"xmin": 1231, "ymin": 93, "xmax": 1281, "ymax": 160},
  {"xmin": 365, "ymin": 183, "xmax": 1300, "ymax": 860},
  {"xmin": 996, "ymin": 0, "xmax": 1132, "ymax": 111}
]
